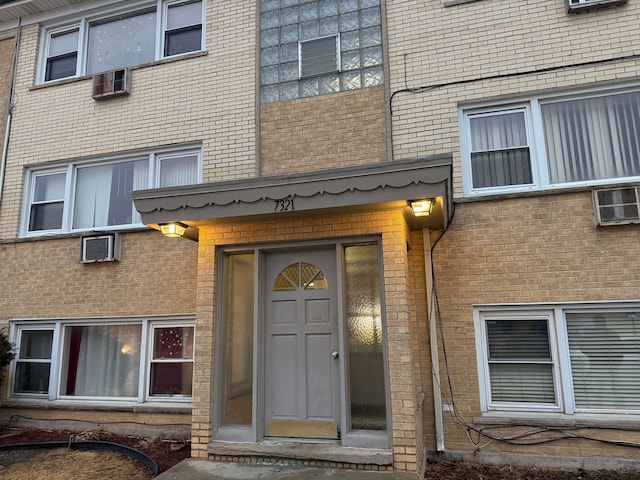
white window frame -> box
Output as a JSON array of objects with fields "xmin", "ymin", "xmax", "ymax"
[
  {"xmin": 9, "ymin": 316, "xmax": 195, "ymax": 406},
  {"xmin": 11, "ymin": 324, "xmax": 58, "ymax": 399},
  {"xmin": 147, "ymin": 322, "xmax": 195, "ymax": 400},
  {"xmin": 21, "ymin": 145, "xmax": 202, "ymax": 237},
  {"xmin": 475, "ymin": 302, "xmax": 640, "ymax": 419},
  {"xmin": 460, "ymin": 82, "xmax": 640, "ymax": 197},
  {"xmin": 475, "ymin": 309, "xmax": 563, "ymax": 413},
  {"xmin": 37, "ymin": 0, "xmax": 205, "ymax": 84}
]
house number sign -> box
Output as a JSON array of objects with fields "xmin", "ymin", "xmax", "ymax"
[{"xmin": 274, "ymin": 197, "xmax": 295, "ymax": 212}]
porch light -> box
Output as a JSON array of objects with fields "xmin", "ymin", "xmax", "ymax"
[
  {"xmin": 410, "ymin": 199, "xmax": 434, "ymax": 217},
  {"xmin": 159, "ymin": 222, "xmax": 187, "ymax": 238}
]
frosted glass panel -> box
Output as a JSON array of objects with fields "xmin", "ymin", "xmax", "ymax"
[
  {"xmin": 361, "ymin": 7, "xmax": 381, "ymax": 28},
  {"xmin": 223, "ymin": 254, "xmax": 254, "ymax": 426},
  {"xmin": 259, "ymin": 0, "xmax": 383, "ymax": 102},
  {"xmin": 363, "ymin": 66, "xmax": 383, "ymax": 87},
  {"xmin": 342, "ymin": 71, "xmax": 361, "ymax": 90},
  {"xmin": 361, "ymin": 26, "xmax": 382, "ymax": 47},
  {"xmin": 345, "ymin": 244, "xmax": 386, "ymax": 430},
  {"xmin": 362, "ymin": 46, "xmax": 382, "ymax": 67},
  {"xmin": 319, "ymin": 0, "xmax": 338, "ymax": 16},
  {"xmin": 320, "ymin": 74, "xmax": 340, "ymax": 94},
  {"xmin": 300, "ymin": 2, "xmax": 319, "ymax": 20}
]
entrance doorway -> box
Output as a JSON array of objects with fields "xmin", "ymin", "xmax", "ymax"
[{"xmin": 264, "ymin": 249, "xmax": 340, "ymax": 439}]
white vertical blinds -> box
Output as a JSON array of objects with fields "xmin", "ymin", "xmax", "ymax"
[
  {"xmin": 541, "ymin": 91, "xmax": 640, "ymax": 184},
  {"xmin": 566, "ymin": 312, "xmax": 640, "ymax": 411}
]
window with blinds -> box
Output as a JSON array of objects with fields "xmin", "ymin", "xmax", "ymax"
[
  {"xmin": 461, "ymin": 86, "xmax": 640, "ymax": 197},
  {"xmin": 486, "ymin": 319, "xmax": 556, "ymax": 404},
  {"xmin": 477, "ymin": 306, "xmax": 640, "ymax": 415},
  {"xmin": 566, "ymin": 312, "xmax": 640, "ymax": 411}
]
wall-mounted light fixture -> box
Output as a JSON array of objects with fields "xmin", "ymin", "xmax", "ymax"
[
  {"xmin": 159, "ymin": 222, "xmax": 187, "ymax": 238},
  {"xmin": 410, "ymin": 199, "xmax": 434, "ymax": 217}
]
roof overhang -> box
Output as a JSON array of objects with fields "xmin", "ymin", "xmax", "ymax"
[
  {"xmin": 132, "ymin": 155, "xmax": 453, "ymax": 241},
  {"xmin": 0, "ymin": 0, "xmax": 87, "ymax": 23}
]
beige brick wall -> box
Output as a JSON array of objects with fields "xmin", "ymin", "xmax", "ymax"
[
  {"xmin": 190, "ymin": 210, "xmax": 424, "ymax": 470},
  {"xmin": 259, "ymin": 87, "xmax": 388, "ymax": 176},
  {"xmin": 0, "ymin": 0, "xmax": 258, "ymax": 239},
  {"xmin": 385, "ymin": 0, "xmax": 640, "ymax": 195},
  {"xmin": 431, "ymin": 192, "xmax": 640, "ymax": 459},
  {"xmin": 0, "ymin": 231, "xmax": 197, "ymax": 321}
]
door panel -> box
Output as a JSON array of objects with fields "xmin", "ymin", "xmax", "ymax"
[
  {"xmin": 265, "ymin": 249, "xmax": 339, "ymax": 439},
  {"xmin": 271, "ymin": 334, "xmax": 298, "ymax": 417}
]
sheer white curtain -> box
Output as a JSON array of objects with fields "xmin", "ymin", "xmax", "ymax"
[
  {"xmin": 542, "ymin": 92, "xmax": 640, "ymax": 184},
  {"xmin": 469, "ymin": 111, "xmax": 532, "ymax": 188},
  {"xmin": 74, "ymin": 161, "xmax": 148, "ymax": 229},
  {"xmin": 64, "ymin": 325, "xmax": 141, "ymax": 398},
  {"xmin": 74, "ymin": 165, "xmax": 112, "ymax": 229}
]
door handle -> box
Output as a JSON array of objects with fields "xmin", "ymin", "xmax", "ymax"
[{"xmin": 331, "ymin": 350, "xmax": 339, "ymax": 359}]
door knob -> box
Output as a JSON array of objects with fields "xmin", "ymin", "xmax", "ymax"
[{"xmin": 331, "ymin": 350, "xmax": 339, "ymax": 359}]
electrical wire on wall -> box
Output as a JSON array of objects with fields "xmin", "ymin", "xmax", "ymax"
[
  {"xmin": 390, "ymin": 51, "xmax": 640, "ymax": 114},
  {"xmin": 427, "ymin": 206, "xmax": 640, "ymax": 453}
]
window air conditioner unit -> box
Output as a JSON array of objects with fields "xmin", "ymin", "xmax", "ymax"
[
  {"xmin": 566, "ymin": 0, "xmax": 627, "ymax": 11},
  {"xmin": 92, "ymin": 68, "xmax": 130, "ymax": 100},
  {"xmin": 80, "ymin": 233, "xmax": 121, "ymax": 263},
  {"xmin": 593, "ymin": 186, "xmax": 640, "ymax": 226}
]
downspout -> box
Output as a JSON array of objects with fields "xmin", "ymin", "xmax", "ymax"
[
  {"xmin": 423, "ymin": 228, "xmax": 445, "ymax": 452},
  {"xmin": 0, "ymin": 19, "xmax": 21, "ymax": 210}
]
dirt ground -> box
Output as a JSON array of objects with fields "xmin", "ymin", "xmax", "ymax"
[
  {"xmin": 0, "ymin": 427, "xmax": 189, "ymax": 474},
  {"xmin": 1, "ymin": 428, "xmax": 640, "ymax": 479}
]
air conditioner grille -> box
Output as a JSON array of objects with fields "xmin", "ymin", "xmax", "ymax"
[
  {"xmin": 81, "ymin": 234, "xmax": 121, "ymax": 263},
  {"xmin": 92, "ymin": 68, "xmax": 130, "ymax": 100},
  {"xmin": 593, "ymin": 186, "xmax": 640, "ymax": 226}
]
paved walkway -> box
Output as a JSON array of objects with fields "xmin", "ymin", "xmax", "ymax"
[{"xmin": 155, "ymin": 459, "xmax": 420, "ymax": 480}]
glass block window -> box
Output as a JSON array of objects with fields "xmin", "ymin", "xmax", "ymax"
[{"xmin": 260, "ymin": 0, "xmax": 383, "ymax": 103}]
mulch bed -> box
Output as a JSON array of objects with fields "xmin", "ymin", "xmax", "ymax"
[{"xmin": 0, "ymin": 427, "xmax": 190, "ymax": 473}]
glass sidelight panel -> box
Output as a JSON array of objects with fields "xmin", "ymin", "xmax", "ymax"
[
  {"xmin": 222, "ymin": 254, "xmax": 255, "ymax": 426},
  {"xmin": 344, "ymin": 244, "xmax": 386, "ymax": 430}
]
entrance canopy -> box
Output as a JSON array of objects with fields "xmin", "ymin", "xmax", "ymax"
[{"xmin": 132, "ymin": 155, "xmax": 452, "ymax": 240}]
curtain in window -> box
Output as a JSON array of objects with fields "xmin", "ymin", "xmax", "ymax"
[
  {"xmin": 542, "ymin": 92, "xmax": 640, "ymax": 184},
  {"xmin": 469, "ymin": 112, "xmax": 533, "ymax": 188},
  {"xmin": 74, "ymin": 161, "xmax": 148, "ymax": 229},
  {"xmin": 486, "ymin": 319, "xmax": 556, "ymax": 404},
  {"xmin": 566, "ymin": 312, "xmax": 640, "ymax": 411},
  {"xmin": 159, "ymin": 154, "xmax": 198, "ymax": 187},
  {"xmin": 62, "ymin": 325, "xmax": 141, "ymax": 398}
]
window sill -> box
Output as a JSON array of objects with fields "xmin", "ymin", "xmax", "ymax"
[
  {"xmin": 474, "ymin": 412, "xmax": 640, "ymax": 430},
  {"xmin": 30, "ymin": 50, "xmax": 208, "ymax": 91},
  {"xmin": 459, "ymin": 181, "xmax": 640, "ymax": 204},
  {"xmin": 3, "ymin": 398, "xmax": 192, "ymax": 415}
]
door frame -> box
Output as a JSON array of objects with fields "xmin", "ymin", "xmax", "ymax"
[{"xmin": 213, "ymin": 238, "xmax": 391, "ymax": 449}]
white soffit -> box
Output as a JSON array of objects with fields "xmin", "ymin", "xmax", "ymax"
[{"xmin": 0, "ymin": 0, "xmax": 87, "ymax": 23}]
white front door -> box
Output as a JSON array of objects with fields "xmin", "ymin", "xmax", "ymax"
[{"xmin": 264, "ymin": 249, "xmax": 340, "ymax": 439}]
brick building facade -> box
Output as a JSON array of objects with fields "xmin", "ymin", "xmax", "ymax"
[{"xmin": 0, "ymin": 0, "xmax": 638, "ymax": 476}]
